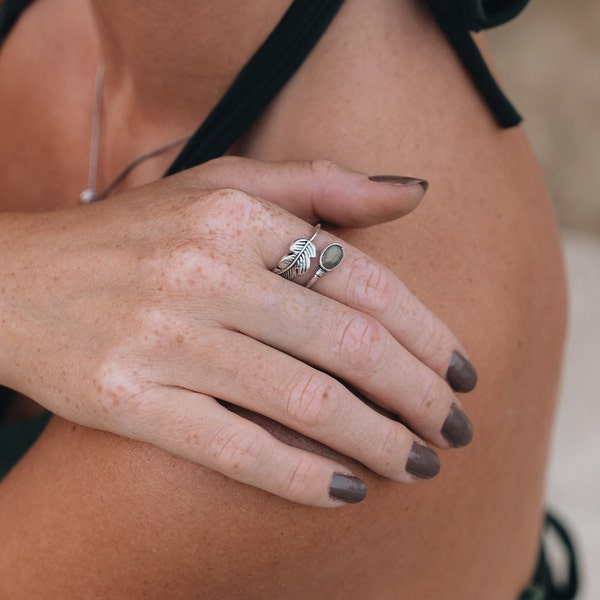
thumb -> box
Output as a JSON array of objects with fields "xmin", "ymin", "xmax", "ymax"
[{"xmin": 184, "ymin": 157, "xmax": 428, "ymax": 228}]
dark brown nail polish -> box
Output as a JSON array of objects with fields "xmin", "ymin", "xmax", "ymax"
[
  {"xmin": 442, "ymin": 404, "xmax": 474, "ymax": 448},
  {"xmin": 329, "ymin": 473, "xmax": 367, "ymax": 504},
  {"xmin": 406, "ymin": 442, "xmax": 440, "ymax": 480},
  {"xmin": 368, "ymin": 175, "xmax": 429, "ymax": 192},
  {"xmin": 446, "ymin": 351, "xmax": 478, "ymax": 393}
]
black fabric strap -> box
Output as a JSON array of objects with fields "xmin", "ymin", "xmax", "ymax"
[
  {"xmin": 0, "ymin": 0, "xmax": 34, "ymax": 46},
  {"xmin": 165, "ymin": 0, "xmax": 345, "ymax": 175},
  {"xmin": 2, "ymin": 0, "xmax": 527, "ymax": 140},
  {"xmin": 461, "ymin": 0, "xmax": 531, "ymax": 31},
  {"xmin": 426, "ymin": 0, "xmax": 523, "ymax": 128},
  {"xmin": 520, "ymin": 512, "xmax": 580, "ymax": 600}
]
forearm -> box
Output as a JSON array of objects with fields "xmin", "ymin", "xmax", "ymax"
[
  {"xmin": 0, "ymin": 211, "xmax": 42, "ymax": 390},
  {"xmin": 0, "ymin": 173, "xmax": 565, "ymax": 599}
]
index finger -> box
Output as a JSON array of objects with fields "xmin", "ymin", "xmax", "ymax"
[{"xmin": 178, "ymin": 157, "xmax": 428, "ymax": 228}]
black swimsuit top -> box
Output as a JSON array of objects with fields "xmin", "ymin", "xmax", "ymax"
[{"xmin": 0, "ymin": 0, "xmax": 530, "ymax": 177}]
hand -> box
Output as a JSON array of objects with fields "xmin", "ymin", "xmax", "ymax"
[{"xmin": 0, "ymin": 158, "xmax": 476, "ymax": 506}]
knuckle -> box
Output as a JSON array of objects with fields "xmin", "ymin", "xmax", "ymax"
[
  {"xmin": 136, "ymin": 304, "xmax": 190, "ymax": 351},
  {"xmin": 91, "ymin": 359, "xmax": 148, "ymax": 426},
  {"xmin": 206, "ymin": 425, "xmax": 263, "ymax": 473},
  {"xmin": 306, "ymin": 159, "xmax": 345, "ymax": 210},
  {"xmin": 205, "ymin": 187, "xmax": 263, "ymax": 223},
  {"xmin": 308, "ymin": 159, "xmax": 340, "ymax": 181},
  {"xmin": 283, "ymin": 454, "xmax": 318, "ymax": 499},
  {"xmin": 411, "ymin": 372, "xmax": 442, "ymax": 423},
  {"xmin": 411, "ymin": 311, "xmax": 440, "ymax": 358},
  {"xmin": 203, "ymin": 186, "xmax": 249, "ymax": 213},
  {"xmin": 346, "ymin": 256, "xmax": 396, "ymax": 316},
  {"xmin": 182, "ymin": 187, "xmax": 262, "ymax": 234},
  {"xmin": 282, "ymin": 373, "xmax": 338, "ymax": 428},
  {"xmin": 371, "ymin": 420, "xmax": 401, "ymax": 470},
  {"xmin": 153, "ymin": 241, "xmax": 222, "ymax": 296},
  {"xmin": 336, "ymin": 313, "xmax": 386, "ymax": 383}
]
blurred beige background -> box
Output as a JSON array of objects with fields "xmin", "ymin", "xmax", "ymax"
[
  {"xmin": 487, "ymin": 1, "xmax": 600, "ymax": 597},
  {"xmin": 488, "ymin": 0, "xmax": 600, "ymax": 234}
]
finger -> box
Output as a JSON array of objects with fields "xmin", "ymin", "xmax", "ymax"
[
  {"xmin": 253, "ymin": 220, "xmax": 477, "ymax": 396},
  {"xmin": 155, "ymin": 330, "xmax": 441, "ymax": 483},
  {"xmin": 182, "ymin": 156, "xmax": 428, "ymax": 227},
  {"xmin": 124, "ymin": 387, "xmax": 368, "ymax": 507},
  {"xmin": 225, "ymin": 270, "xmax": 471, "ymax": 449}
]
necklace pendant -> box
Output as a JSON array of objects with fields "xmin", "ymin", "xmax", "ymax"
[{"xmin": 79, "ymin": 188, "xmax": 101, "ymax": 204}]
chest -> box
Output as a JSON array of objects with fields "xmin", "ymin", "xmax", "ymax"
[{"xmin": 0, "ymin": 0, "xmax": 102, "ymax": 211}]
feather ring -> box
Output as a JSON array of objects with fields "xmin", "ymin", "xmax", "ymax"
[{"xmin": 273, "ymin": 224, "xmax": 321, "ymax": 280}]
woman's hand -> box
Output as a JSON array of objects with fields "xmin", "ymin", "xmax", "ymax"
[{"xmin": 0, "ymin": 158, "xmax": 476, "ymax": 506}]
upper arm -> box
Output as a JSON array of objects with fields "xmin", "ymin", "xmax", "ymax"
[
  {"xmin": 0, "ymin": 415, "xmax": 402, "ymax": 599},
  {"xmin": 0, "ymin": 0, "xmax": 565, "ymax": 597}
]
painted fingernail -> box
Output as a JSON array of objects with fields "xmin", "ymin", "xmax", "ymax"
[
  {"xmin": 329, "ymin": 473, "xmax": 367, "ymax": 504},
  {"xmin": 368, "ymin": 175, "xmax": 429, "ymax": 192},
  {"xmin": 446, "ymin": 351, "xmax": 478, "ymax": 393},
  {"xmin": 442, "ymin": 404, "xmax": 474, "ymax": 448},
  {"xmin": 406, "ymin": 442, "xmax": 441, "ymax": 480}
]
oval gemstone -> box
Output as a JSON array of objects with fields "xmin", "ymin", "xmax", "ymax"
[{"xmin": 320, "ymin": 243, "xmax": 344, "ymax": 271}]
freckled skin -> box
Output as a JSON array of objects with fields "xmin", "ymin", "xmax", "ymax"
[{"xmin": 0, "ymin": 0, "xmax": 565, "ymax": 598}]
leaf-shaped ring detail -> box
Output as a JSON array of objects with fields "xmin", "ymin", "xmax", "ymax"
[{"xmin": 272, "ymin": 224, "xmax": 321, "ymax": 280}]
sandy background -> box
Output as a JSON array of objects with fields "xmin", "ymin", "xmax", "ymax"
[{"xmin": 487, "ymin": 2, "xmax": 600, "ymax": 597}]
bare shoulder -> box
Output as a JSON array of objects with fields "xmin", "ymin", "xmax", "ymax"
[
  {"xmin": 0, "ymin": 415, "xmax": 408, "ymax": 599},
  {"xmin": 0, "ymin": 1, "xmax": 566, "ymax": 598}
]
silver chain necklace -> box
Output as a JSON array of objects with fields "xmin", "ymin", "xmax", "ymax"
[{"xmin": 79, "ymin": 66, "xmax": 192, "ymax": 204}]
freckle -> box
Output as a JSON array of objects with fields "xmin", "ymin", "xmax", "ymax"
[{"xmin": 112, "ymin": 397, "xmax": 121, "ymax": 407}]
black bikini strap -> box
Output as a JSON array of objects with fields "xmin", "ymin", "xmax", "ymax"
[
  {"xmin": 0, "ymin": 0, "xmax": 35, "ymax": 46},
  {"xmin": 425, "ymin": 0, "xmax": 523, "ymax": 128},
  {"xmin": 165, "ymin": 0, "xmax": 345, "ymax": 175},
  {"xmin": 521, "ymin": 512, "xmax": 580, "ymax": 600}
]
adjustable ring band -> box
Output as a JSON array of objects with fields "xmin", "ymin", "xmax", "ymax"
[
  {"xmin": 272, "ymin": 224, "xmax": 321, "ymax": 280},
  {"xmin": 305, "ymin": 243, "xmax": 344, "ymax": 289}
]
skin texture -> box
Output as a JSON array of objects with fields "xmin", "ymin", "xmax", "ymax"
[{"xmin": 0, "ymin": 0, "xmax": 566, "ymax": 598}]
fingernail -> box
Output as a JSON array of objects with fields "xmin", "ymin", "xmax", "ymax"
[
  {"xmin": 406, "ymin": 442, "xmax": 441, "ymax": 480},
  {"xmin": 368, "ymin": 175, "xmax": 429, "ymax": 192},
  {"xmin": 329, "ymin": 473, "xmax": 367, "ymax": 504},
  {"xmin": 441, "ymin": 404, "xmax": 474, "ymax": 448},
  {"xmin": 446, "ymin": 351, "xmax": 478, "ymax": 393}
]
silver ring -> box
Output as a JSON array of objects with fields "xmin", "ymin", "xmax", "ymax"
[
  {"xmin": 272, "ymin": 224, "xmax": 321, "ymax": 280},
  {"xmin": 305, "ymin": 243, "xmax": 344, "ymax": 289},
  {"xmin": 272, "ymin": 224, "xmax": 344, "ymax": 288}
]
